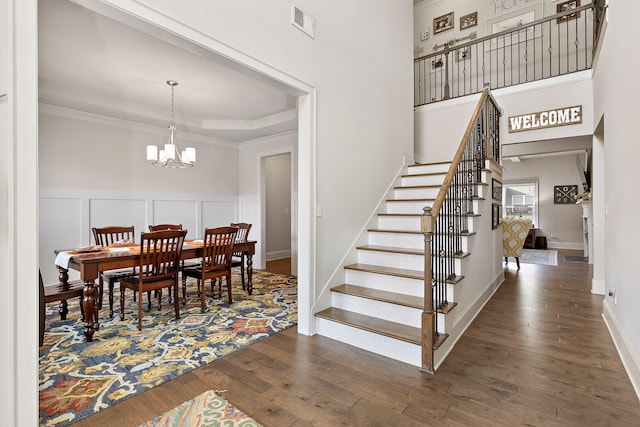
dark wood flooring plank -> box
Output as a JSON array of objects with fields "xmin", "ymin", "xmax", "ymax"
[{"xmin": 73, "ymin": 250, "xmax": 640, "ymax": 426}]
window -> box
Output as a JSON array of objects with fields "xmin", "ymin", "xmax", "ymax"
[{"xmin": 503, "ymin": 181, "xmax": 538, "ymax": 226}]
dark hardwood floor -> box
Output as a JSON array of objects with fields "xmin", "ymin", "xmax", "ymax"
[
  {"xmin": 265, "ymin": 257, "xmax": 291, "ymax": 276},
  {"xmin": 74, "ymin": 250, "xmax": 640, "ymax": 426}
]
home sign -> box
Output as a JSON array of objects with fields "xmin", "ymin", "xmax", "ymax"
[{"xmin": 508, "ymin": 105, "xmax": 582, "ymax": 133}]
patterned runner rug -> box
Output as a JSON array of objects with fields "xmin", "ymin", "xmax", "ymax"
[
  {"xmin": 39, "ymin": 270, "xmax": 296, "ymax": 426},
  {"xmin": 140, "ymin": 390, "xmax": 262, "ymax": 427},
  {"xmin": 520, "ymin": 249, "xmax": 558, "ymax": 266}
]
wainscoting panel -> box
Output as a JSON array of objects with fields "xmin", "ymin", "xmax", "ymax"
[
  {"xmin": 153, "ymin": 199, "xmax": 198, "ymax": 238},
  {"xmin": 201, "ymin": 201, "xmax": 237, "ymax": 230},
  {"xmin": 90, "ymin": 198, "xmax": 148, "ymax": 241},
  {"xmin": 40, "ymin": 189, "xmax": 245, "ymax": 285},
  {"xmin": 40, "ymin": 197, "xmax": 83, "ymax": 284}
]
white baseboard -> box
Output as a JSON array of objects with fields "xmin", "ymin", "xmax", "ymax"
[
  {"xmin": 266, "ymin": 250, "xmax": 291, "ymax": 261},
  {"xmin": 602, "ymin": 300, "xmax": 640, "ymax": 401},
  {"xmin": 547, "ymin": 241, "xmax": 583, "ymax": 250},
  {"xmin": 591, "ymin": 278, "xmax": 606, "ymax": 295}
]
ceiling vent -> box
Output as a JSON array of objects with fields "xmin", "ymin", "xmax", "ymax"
[{"xmin": 292, "ymin": 4, "xmax": 315, "ymax": 38}]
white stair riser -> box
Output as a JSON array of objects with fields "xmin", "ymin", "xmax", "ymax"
[
  {"xmin": 402, "ymin": 172, "xmax": 489, "ymax": 187},
  {"xmin": 345, "ymin": 269, "xmax": 423, "ymax": 296},
  {"xmin": 378, "ymin": 215, "xmax": 421, "ymax": 231},
  {"xmin": 331, "ymin": 293, "xmax": 422, "ymax": 328},
  {"xmin": 316, "ymin": 317, "xmax": 421, "ymax": 367},
  {"xmin": 433, "ymin": 235, "xmax": 471, "ymax": 253},
  {"xmin": 386, "ymin": 200, "xmax": 433, "ymax": 214},
  {"xmin": 432, "ymin": 257, "xmax": 464, "ymax": 276},
  {"xmin": 368, "ymin": 231, "xmax": 423, "ymax": 250},
  {"xmin": 358, "ymin": 249, "xmax": 423, "ymax": 271},
  {"xmin": 394, "ymin": 187, "xmax": 440, "ymax": 199},
  {"xmin": 408, "ymin": 164, "xmax": 450, "ymax": 175},
  {"xmin": 401, "ymin": 174, "xmax": 445, "ymax": 186},
  {"xmin": 395, "ymin": 185, "xmax": 486, "ymax": 200}
]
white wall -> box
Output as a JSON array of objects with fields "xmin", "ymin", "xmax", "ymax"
[
  {"xmin": 102, "ymin": 0, "xmax": 416, "ymax": 308},
  {"xmin": 593, "ymin": 0, "xmax": 640, "ymax": 396},
  {"xmin": 39, "ymin": 105, "xmax": 238, "ymax": 194},
  {"xmin": 38, "ymin": 105, "xmax": 247, "ymax": 284},
  {"xmin": 502, "ymin": 154, "xmax": 584, "ymax": 249}
]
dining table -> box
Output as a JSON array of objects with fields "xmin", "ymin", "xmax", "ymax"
[{"xmin": 55, "ymin": 239, "xmax": 256, "ymax": 342}]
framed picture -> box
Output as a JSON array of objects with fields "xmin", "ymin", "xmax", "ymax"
[
  {"xmin": 434, "ymin": 12, "xmax": 454, "ymax": 34},
  {"xmin": 554, "ymin": 185, "xmax": 578, "ymax": 204},
  {"xmin": 556, "ymin": 0, "xmax": 580, "ymax": 24},
  {"xmin": 460, "ymin": 12, "xmax": 478, "ymax": 30},
  {"xmin": 492, "ymin": 203, "xmax": 502, "ymax": 230},
  {"xmin": 492, "ymin": 178, "xmax": 502, "ymax": 201},
  {"xmin": 485, "ymin": 3, "xmax": 543, "ymax": 50},
  {"xmin": 456, "ymin": 47, "xmax": 471, "ymax": 62}
]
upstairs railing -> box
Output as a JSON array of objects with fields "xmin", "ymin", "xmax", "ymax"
[
  {"xmin": 415, "ymin": 2, "xmax": 605, "ymax": 106},
  {"xmin": 420, "ymin": 88, "xmax": 501, "ymax": 373}
]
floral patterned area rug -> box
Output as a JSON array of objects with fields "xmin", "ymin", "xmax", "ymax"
[
  {"xmin": 39, "ymin": 270, "xmax": 296, "ymax": 426},
  {"xmin": 140, "ymin": 390, "xmax": 262, "ymax": 427}
]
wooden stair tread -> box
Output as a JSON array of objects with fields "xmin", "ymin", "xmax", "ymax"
[
  {"xmin": 345, "ymin": 263, "xmax": 423, "ymax": 280},
  {"xmin": 356, "ymin": 245, "xmax": 424, "ymax": 256},
  {"xmin": 316, "ymin": 307, "xmax": 422, "ymax": 345},
  {"xmin": 333, "ymin": 284, "xmax": 423, "ymax": 310}
]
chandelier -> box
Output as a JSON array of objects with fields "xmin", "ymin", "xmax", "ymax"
[{"xmin": 146, "ymin": 80, "xmax": 196, "ymax": 168}]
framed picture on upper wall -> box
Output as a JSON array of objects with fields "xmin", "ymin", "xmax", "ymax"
[
  {"xmin": 556, "ymin": 0, "xmax": 581, "ymax": 24},
  {"xmin": 460, "ymin": 12, "xmax": 478, "ymax": 30},
  {"xmin": 434, "ymin": 12, "xmax": 454, "ymax": 34}
]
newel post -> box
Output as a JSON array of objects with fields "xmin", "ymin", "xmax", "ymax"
[{"xmin": 421, "ymin": 206, "xmax": 435, "ymax": 374}]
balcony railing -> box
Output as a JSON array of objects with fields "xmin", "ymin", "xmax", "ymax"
[{"xmin": 414, "ymin": 2, "xmax": 605, "ymax": 107}]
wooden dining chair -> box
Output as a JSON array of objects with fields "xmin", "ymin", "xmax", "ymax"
[
  {"xmin": 149, "ymin": 224, "xmax": 182, "ymax": 231},
  {"xmin": 230, "ymin": 223, "xmax": 252, "ymax": 290},
  {"xmin": 149, "ymin": 223, "xmax": 199, "ymax": 290},
  {"xmin": 119, "ymin": 229, "xmax": 187, "ymax": 331},
  {"xmin": 39, "ymin": 269, "xmax": 84, "ymax": 346},
  {"xmin": 92, "ymin": 225, "xmax": 136, "ymax": 317},
  {"xmin": 182, "ymin": 227, "xmax": 237, "ymax": 312}
]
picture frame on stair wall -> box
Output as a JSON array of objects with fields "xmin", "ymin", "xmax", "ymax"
[
  {"xmin": 492, "ymin": 203, "xmax": 502, "ymax": 230},
  {"xmin": 492, "ymin": 178, "xmax": 502, "ymax": 201}
]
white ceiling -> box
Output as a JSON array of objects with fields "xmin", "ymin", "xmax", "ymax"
[{"xmin": 38, "ymin": 0, "xmax": 298, "ymax": 143}]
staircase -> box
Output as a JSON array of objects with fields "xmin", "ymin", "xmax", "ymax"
[{"xmin": 315, "ymin": 160, "xmax": 490, "ymax": 367}]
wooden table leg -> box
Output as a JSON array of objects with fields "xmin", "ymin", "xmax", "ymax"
[
  {"xmin": 247, "ymin": 253, "xmax": 253, "ymax": 295},
  {"xmin": 58, "ymin": 265, "xmax": 99, "ymax": 341},
  {"xmin": 56, "ymin": 267, "xmax": 70, "ymax": 320},
  {"xmin": 82, "ymin": 280, "xmax": 99, "ymax": 341}
]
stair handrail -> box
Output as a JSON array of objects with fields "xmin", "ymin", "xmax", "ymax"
[
  {"xmin": 429, "ymin": 89, "xmax": 499, "ymax": 219},
  {"xmin": 420, "ymin": 88, "xmax": 502, "ymax": 373}
]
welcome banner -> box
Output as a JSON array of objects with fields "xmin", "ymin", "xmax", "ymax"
[{"xmin": 508, "ymin": 105, "xmax": 582, "ymax": 133}]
